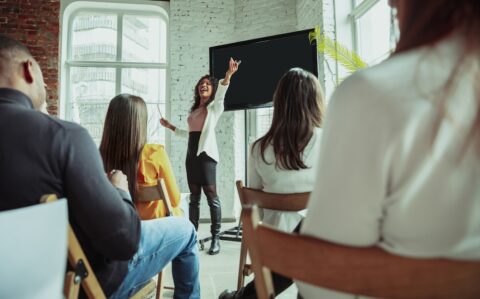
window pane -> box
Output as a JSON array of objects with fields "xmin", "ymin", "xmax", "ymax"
[
  {"xmin": 70, "ymin": 67, "xmax": 116, "ymax": 144},
  {"xmin": 121, "ymin": 68, "xmax": 166, "ymax": 145},
  {"xmin": 71, "ymin": 13, "xmax": 117, "ymax": 61},
  {"xmin": 255, "ymin": 107, "xmax": 273, "ymax": 139},
  {"xmin": 356, "ymin": 1, "xmax": 392, "ymax": 64},
  {"xmin": 122, "ymin": 15, "xmax": 166, "ymax": 63}
]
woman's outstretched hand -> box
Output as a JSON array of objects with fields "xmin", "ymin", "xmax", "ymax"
[
  {"xmin": 160, "ymin": 118, "xmax": 175, "ymax": 131},
  {"xmin": 223, "ymin": 57, "xmax": 240, "ymax": 85}
]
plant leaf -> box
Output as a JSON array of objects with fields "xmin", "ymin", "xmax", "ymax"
[{"xmin": 309, "ymin": 26, "xmax": 368, "ymax": 74}]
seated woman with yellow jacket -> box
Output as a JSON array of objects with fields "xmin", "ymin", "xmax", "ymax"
[
  {"xmin": 136, "ymin": 143, "xmax": 182, "ymax": 219},
  {"xmin": 100, "ymin": 94, "xmax": 182, "ymax": 219}
]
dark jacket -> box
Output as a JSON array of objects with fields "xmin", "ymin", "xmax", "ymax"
[{"xmin": 0, "ymin": 88, "xmax": 141, "ymax": 297}]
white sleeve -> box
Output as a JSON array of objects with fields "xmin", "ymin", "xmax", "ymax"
[
  {"xmin": 173, "ymin": 127, "xmax": 188, "ymax": 138},
  {"xmin": 247, "ymin": 143, "xmax": 263, "ymax": 190},
  {"xmin": 212, "ymin": 79, "xmax": 229, "ymax": 114},
  {"xmin": 301, "ymin": 74, "xmax": 395, "ymax": 246}
]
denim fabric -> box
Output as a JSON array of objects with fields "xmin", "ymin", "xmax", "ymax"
[{"xmin": 110, "ymin": 217, "xmax": 200, "ymax": 299}]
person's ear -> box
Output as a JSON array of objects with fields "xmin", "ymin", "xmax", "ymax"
[{"xmin": 22, "ymin": 60, "xmax": 35, "ymax": 84}]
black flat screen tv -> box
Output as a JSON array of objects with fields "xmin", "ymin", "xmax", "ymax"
[{"xmin": 209, "ymin": 29, "xmax": 317, "ymax": 111}]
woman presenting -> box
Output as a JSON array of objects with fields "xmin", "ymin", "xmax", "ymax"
[{"xmin": 160, "ymin": 58, "xmax": 239, "ymax": 255}]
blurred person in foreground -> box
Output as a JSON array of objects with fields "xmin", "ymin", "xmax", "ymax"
[{"xmin": 299, "ymin": 1, "xmax": 480, "ymax": 298}]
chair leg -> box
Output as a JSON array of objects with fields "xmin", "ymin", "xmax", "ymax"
[
  {"xmin": 156, "ymin": 272, "xmax": 164, "ymax": 299},
  {"xmin": 237, "ymin": 239, "xmax": 248, "ymax": 289},
  {"xmin": 64, "ymin": 271, "xmax": 80, "ymax": 299}
]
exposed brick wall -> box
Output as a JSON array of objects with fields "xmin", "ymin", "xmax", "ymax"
[
  {"xmin": 169, "ymin": 0, "xmax": 236, "ymax": 220},
  {"xmin": 169, "ymin": 0, "xmax": 294, "ymax": 220},
  {"xmin": 234, "ymin": 0, "xmax": 297, "ymax": 41},
  {"xmin": 170, "ymin": 0, "xmax": 301, "ymax": 220},
  {"xmin": 296, "ymin": 0, "xmax": 325, "ymax": 90},
  {"xmin": 0, "ymin": 0, "xmax": 60, "ymax": 115}
]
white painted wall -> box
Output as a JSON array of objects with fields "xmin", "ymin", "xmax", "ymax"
[{"xmin": 169, "ymin": 0, "xmax": 327, "ymax": 221}]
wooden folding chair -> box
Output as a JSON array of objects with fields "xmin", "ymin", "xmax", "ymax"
[
  {"xmin": 235, "ymin": 180, "xmax": 310, "ymax": 289},
  {"xmin": 241, "ymin": 205, "xmax": 480, "ymax": 299},
  {"xmin": 136, "ymin": 178, "xmax": 177, "ymax": 298},
  {"xmin": 41, "ymin": 194, "xmax": 158, "ymax": 299}
]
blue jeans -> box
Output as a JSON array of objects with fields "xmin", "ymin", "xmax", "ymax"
[{"xmin": 110, "ymin": 217, "xmax": 200, "ymax": 299}]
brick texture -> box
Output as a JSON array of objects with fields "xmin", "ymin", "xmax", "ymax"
[
  {"xmin": 170, "ymin": 0, "xmax": 325, "ymax": 220},
  {"xmin": 0, "ymin": 0, "xmax": 60, "ymax": 115}
]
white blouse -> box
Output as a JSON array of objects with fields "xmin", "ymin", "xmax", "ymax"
[
  {"xmin": 248, "ymin": 128, "xmax": 322, "ymax": 232},
  {"xmin": 174, "ymin": 79, "xmax": 228, "ymax": 162},
  {"xmin": 298, "ymin": 35, "xmax": 480, "ymax": 298}
]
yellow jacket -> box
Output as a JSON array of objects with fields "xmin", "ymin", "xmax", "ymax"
[{"xmin": 135, "ymin": 144, "xmax": 183, "ymax": 219}]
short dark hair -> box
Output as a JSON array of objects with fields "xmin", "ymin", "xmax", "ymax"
[
  {"xmin": 0, "ymin": 34, "xmax": 31, "ymax": 56},
  {"xmin": 0, "ymin": 34, "xmax": 32, "ymax": 75}
]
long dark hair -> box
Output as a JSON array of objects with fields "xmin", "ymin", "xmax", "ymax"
[
  {"xmin": 99, "ymin": 94, "xmax": 148, "ymax": 199},
  {"xmin": 252, "ymin": 68, "xmax": 325, "ymax": 170},
  {"xmin": 394, "ymin": 0, "xmax": 480, "ymax": 153},
  {"xmin": 190, "ymin": 75, "xmax": 219, "ymax": 112}
]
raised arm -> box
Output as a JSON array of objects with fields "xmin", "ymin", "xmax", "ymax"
[
  {"xmin": 213, "ymin": 58, "xmax": 240, "ymax": 112},
  {"xmin": 221, "ymin": 57, "xmax": 239, "ymax": 86}
]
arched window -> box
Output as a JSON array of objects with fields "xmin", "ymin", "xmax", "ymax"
[{"xmin": 61, "ymin": 1, "xmax": 169, "ymax": 145}]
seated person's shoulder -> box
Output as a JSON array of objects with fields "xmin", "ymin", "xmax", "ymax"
[
  {"xmin": 27, "ymin": 111, "xmax": 91, "ymax": 142},
  {"xmin": 141, "ymin": 144, "xmax": 168, "ymax": 160}
]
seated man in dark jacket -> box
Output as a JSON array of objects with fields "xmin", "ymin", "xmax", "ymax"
[{"xmin": 0, "ymin": 34, "xmax": 199, "ymax": 299}]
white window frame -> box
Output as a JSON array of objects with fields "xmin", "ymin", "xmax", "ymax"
[
  {"xmin": 349, "ymin": 0, "xmax": 396, "ymax": 64},
  {"xmin": 349, "ymin": 0, "xmax": 382, "ymax": 53},
  {"xmin": 60, "ymin": 0, "xmax": 170, "ymax": 146}
]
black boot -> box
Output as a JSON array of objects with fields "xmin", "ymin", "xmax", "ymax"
[
  {"xmin": 207, "ymin": 196, "xmax": 221, "ymax": 255},
  {"xmin": 189, "ymin": 194, "xmax": 201, "ymax": 231}
]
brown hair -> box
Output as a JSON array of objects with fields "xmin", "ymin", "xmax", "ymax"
[
  {"xmin": 100, "ymin": 94, "xmax": 148, "ymax": 199},
  {"xmin": 394, "ymin": 0, "xmax": 480, "ymax": 152},
  {"xmin": 252, "ymin": 68, "xmax": 325, "ymax": 170},
  {"xmin": 190, "ymin": 75, "xmax": 218, "ymax": 112}
]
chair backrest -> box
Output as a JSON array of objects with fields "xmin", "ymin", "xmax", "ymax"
[
  {"xmin": 136, "ymin": 178, "xmax": 174, "ymax": 216},
  {"xmin": 0, "ymin": 199, "xmax": 68, "ymax": 299},
  {"xmin": 236, "ymin": 180, "xmax": 309, "ymax": 211},
  {"xmin": 235, "ymin": 180, "xmax": 310, "ymax": 289},
  {"xmin": 242, "ymin": 205, "xmax": 480, "ymax": 299},
  {"xmin": 41, "ymin": 194, "xmax": 107, "ymax": 299}
]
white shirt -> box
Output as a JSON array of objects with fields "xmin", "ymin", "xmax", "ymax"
[
  {"xmin": 174, "ymin": 79, "xmax": 228, "ymax": 162},
  {"xmin": 298, "ymin": 35, "xmax": 480, "ymax": 298},
  {"xmin": 248, "ymin": 128, "xmax": 322, "ymax": 232}
]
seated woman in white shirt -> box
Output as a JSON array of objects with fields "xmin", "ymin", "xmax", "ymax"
[
  {"xmin": 219, "ymin": 67, "xmax": 325, "ymax": 299},
  {"xmin": 248, "ymin": 67, "xmax": 325, "ymax": 232},
  {"xmin": 298, "ymin": 0, "xmax": 480, "ymax": 298}
]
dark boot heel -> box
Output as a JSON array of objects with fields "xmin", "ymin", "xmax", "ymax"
[
  {"xmin": 209, "ymin": 235, "xmax": 220, "ymax": 255},
  {"xmin": 207, "ymin": 196, "xmax": 221, "ymax": 255}
]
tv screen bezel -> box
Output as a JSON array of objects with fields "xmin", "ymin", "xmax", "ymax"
[{"xmin": 209, "ymin": 29, "xmax": 318, "ymax": 111}]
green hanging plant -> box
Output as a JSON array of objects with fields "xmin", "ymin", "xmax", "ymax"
[{"xmin": 309, "ymin": 26, "xmax": 368, "ymax": 74}]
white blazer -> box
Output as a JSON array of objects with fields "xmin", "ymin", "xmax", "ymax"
[{"xmin": 174, "ymin": 79, "xmax": 229, "ymax": 162}]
